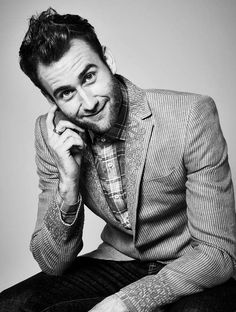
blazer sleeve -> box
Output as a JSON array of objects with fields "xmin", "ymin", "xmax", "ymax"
[
  {"xmin": 116, "ymin": 96, "xmax": 236, "ymax": 311},
  {"xmin": 30, "ymin": 115, "xmax": 84, "ymax": 275}
]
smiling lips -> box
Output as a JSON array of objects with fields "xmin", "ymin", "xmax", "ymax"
[{"xmin": 84, "ymin": 99, "xmax": 108, "ymax": 118}]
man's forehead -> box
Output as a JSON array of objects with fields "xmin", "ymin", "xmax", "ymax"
[{"xmin": 37, "ymin": 39, "xmax": 100, "ymax": 89}]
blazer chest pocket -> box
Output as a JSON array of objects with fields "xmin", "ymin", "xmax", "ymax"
[
  {"xmin": 141, "ymin": 165, "xmax": 186, "ymax": 197},
  {"xmin": 142, "ymin": 151, "xmax": 179, "ymax": 182},
  {"xmin": 141, "ymin": 139, "xmax": 185, "ymax": 192},
  {"xmin": 142, "ymin": 164, "xmax": 176, "ymax": 182}
]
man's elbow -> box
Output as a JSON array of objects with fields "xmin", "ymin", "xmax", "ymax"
[
  {"xmin": 30, "ymin": 239, "xmax": 82, "ymax": 276},
  {"xmin": 206, "ymin": 246, "xmax": 236, "ymax": 286}
]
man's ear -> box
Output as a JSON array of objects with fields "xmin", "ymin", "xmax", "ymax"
[{"xmin": 103, "ymin": 46, "xmax": 117, "ymax": 74}]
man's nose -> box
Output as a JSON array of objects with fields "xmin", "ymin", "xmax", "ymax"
[{"xmin": 77, "ymin": 89, "xmax": 99, "ymax": 113}]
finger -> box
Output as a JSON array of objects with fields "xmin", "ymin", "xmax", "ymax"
[
  {"xmin": 59, "ymin": 128, "xmax": 83, "ymax": 143},
  {"xmin": 56, "ymin": 120, "xmax": 85, "ymax": 135},
  {"xmin": 46, "ymin": 104, "xmax": 58, "ymax": 134},
  {"xmin": 63, "ymin": 136, "xmax": 85, "ymax": 152}
]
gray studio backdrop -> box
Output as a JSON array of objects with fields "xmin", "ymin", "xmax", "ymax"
[{"xmin": 0, "ymin": 0, "xmax": 235, "ymax": 291}]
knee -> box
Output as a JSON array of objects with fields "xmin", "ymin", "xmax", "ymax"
[
  {"xmin": 0, "ymin": 283, "xmax": 43, "ymax": 312},
  {"xmin": 165, "ymin": 295, "xmax": 220, "ymax": 312},
  {"xmin": 165, "ymin": 300, "xmax": 213, "ymax": 312}
]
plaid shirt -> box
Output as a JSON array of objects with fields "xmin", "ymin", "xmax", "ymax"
[{"xmin": 90, "ymin": 80, "xmax": 132, "ymax": 230}]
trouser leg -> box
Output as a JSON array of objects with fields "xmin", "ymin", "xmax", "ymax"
[
  {"xmin": 0, "ymin": 257, "xmax": 154, "ymax": 312},
  {"xmin": 165, "ymin": 277, "xmax": 236, "ymax": 312},
  {"xmin": 2, "ymin": 257, "xmax": 235, "ymax": 312}
]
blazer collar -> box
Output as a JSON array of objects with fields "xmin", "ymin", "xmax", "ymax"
[{"xmin": 116, "ymin": 74, "xmax": 152, "ymax": 120}]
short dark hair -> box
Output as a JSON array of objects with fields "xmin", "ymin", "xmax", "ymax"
[{"xmin": 19, "ymin": 8, "xmax": 104, "ymax": 93}]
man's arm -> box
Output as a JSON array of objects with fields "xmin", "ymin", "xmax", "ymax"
[
  {"xmin": 111, "ymin": 96, "xmax": 236, "ymax": 311},
  {"xmin": 30, "ymin": 107, "xmax": 85, "ymax": 275}
]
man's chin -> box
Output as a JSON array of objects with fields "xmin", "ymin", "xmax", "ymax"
[
  {"xmin": 76, "ymin": 120, "xmax": 112, "ymax": 134},
  {"xmin": 89, "ymin": 123, "xmax": 112, "ymax": 134}
]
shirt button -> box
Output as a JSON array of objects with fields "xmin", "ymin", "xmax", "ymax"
[
  {"xmin": 108, "ymin": 162, "xmax": 114, "ymax": 168},
  {"xmin": 114, "ymin": 195, "xmax": 119, "ymax": 199},
  {"xmin": 101, "ymin": 137, "xmax": 106, "ymax": 142}
]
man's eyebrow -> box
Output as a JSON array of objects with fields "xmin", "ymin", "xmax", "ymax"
[
  {"xmin": 53, "ymin": 64, "xmax": 97, "ymax": 98},
  {"xmin": 53, "ymin": 85, "xmax": 72, "ymax": 98},
  {"xmin": 78, "ymin": 64, "xmax": 97, "ymax": 81}
]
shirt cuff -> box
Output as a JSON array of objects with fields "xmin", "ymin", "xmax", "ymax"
[{"xmin": 56, "ymin": 191, "xmax": 82, "ymax": 224}]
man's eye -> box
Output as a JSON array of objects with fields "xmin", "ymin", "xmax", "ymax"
[
  {"xmin": 61, "ymin": 90, "xmax": 74, "ymax": 100},
  {"xmin": 84, "ymin": 72, "xmax": 96, "ymax": 83}
]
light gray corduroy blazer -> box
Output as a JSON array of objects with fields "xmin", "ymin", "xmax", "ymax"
[{"xmin": 33, "ymin": 76, "xmax": 236, "ymax": 310}]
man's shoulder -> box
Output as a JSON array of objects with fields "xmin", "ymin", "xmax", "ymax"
[
  {"xmin": 35, "ymin": 113, "xmax": 48, "ymax": 140},
  {"xmin": 145, "ymin": 88, "xmax": 208, "ymax": 104},
  {"xmin": 119, "ymin": 75, "xmax": 212, "ymax": 109},
  {"xmin": 144, "ymin": 88, "xmax": 214, "ymax": 115}
]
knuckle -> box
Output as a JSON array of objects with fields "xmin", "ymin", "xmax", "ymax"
[
  {"xmin": 57, "ymin": 120, "xmax": 66, "ymax": 127},
  {"xmin": 64, "ymin": 128, "xmax": 72, "ymax": 136}
]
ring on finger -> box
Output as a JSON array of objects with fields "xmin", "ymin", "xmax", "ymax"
[{"xmin": 53, "ymin": 128, "xmax": 64, "ymax": 135}]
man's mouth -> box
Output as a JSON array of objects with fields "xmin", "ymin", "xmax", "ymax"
[{"xmin": 84, "ymin": 100, "xmax": 107, "ymax": 118}]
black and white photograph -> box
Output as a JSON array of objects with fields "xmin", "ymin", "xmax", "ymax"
[{"xmin": 0, "ymin": 1, "xmax": 236, "ymax": 311}]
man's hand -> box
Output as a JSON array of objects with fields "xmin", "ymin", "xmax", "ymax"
[
  {"xmin": 46, "ymin": 104, "xmax": 86, "ymax": 204},
  {"xmin": 89, "ymin": 295, "xmax": 128, "ymax": 312}
]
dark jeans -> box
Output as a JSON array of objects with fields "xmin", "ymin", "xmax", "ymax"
[{"xmin": 0, "ymin": 257, "xmax": 236, "ymax": 312}]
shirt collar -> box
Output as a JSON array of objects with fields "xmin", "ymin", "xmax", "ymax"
[{"xmin": 89, "ymin": 76, "xmax": 128, "ymax": 143}]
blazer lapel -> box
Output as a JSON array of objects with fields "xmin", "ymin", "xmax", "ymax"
[{"xmin": 123, "ymin": 78, "xmax": 154, "ymax": 234}]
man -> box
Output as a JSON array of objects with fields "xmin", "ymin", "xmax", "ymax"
[{"xmin": 1, "ymin": 7, "xmax": 236, "ymax": 312}]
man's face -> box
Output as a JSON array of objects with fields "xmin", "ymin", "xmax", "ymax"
[{"xmin": 37, "ymin": 38, "xmax": 122, "ymax": 133}]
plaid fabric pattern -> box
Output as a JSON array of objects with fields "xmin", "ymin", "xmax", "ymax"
[{"xmin": 90, "ymin": 81, "xmax": 131, "ymax": 229}]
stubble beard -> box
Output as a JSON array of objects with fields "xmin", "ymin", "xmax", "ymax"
[{"xmin": 74, "ymin": 77, "xmax": 122, "ymax": 134}]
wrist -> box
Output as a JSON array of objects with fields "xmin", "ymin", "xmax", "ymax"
[
  {"xmin": 58, "ymin": 178, "xmax": 80, "ymax": 205},
  {"xmin": 56, "ymin": 190, "xmax": 81, "ymax": 221}
]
